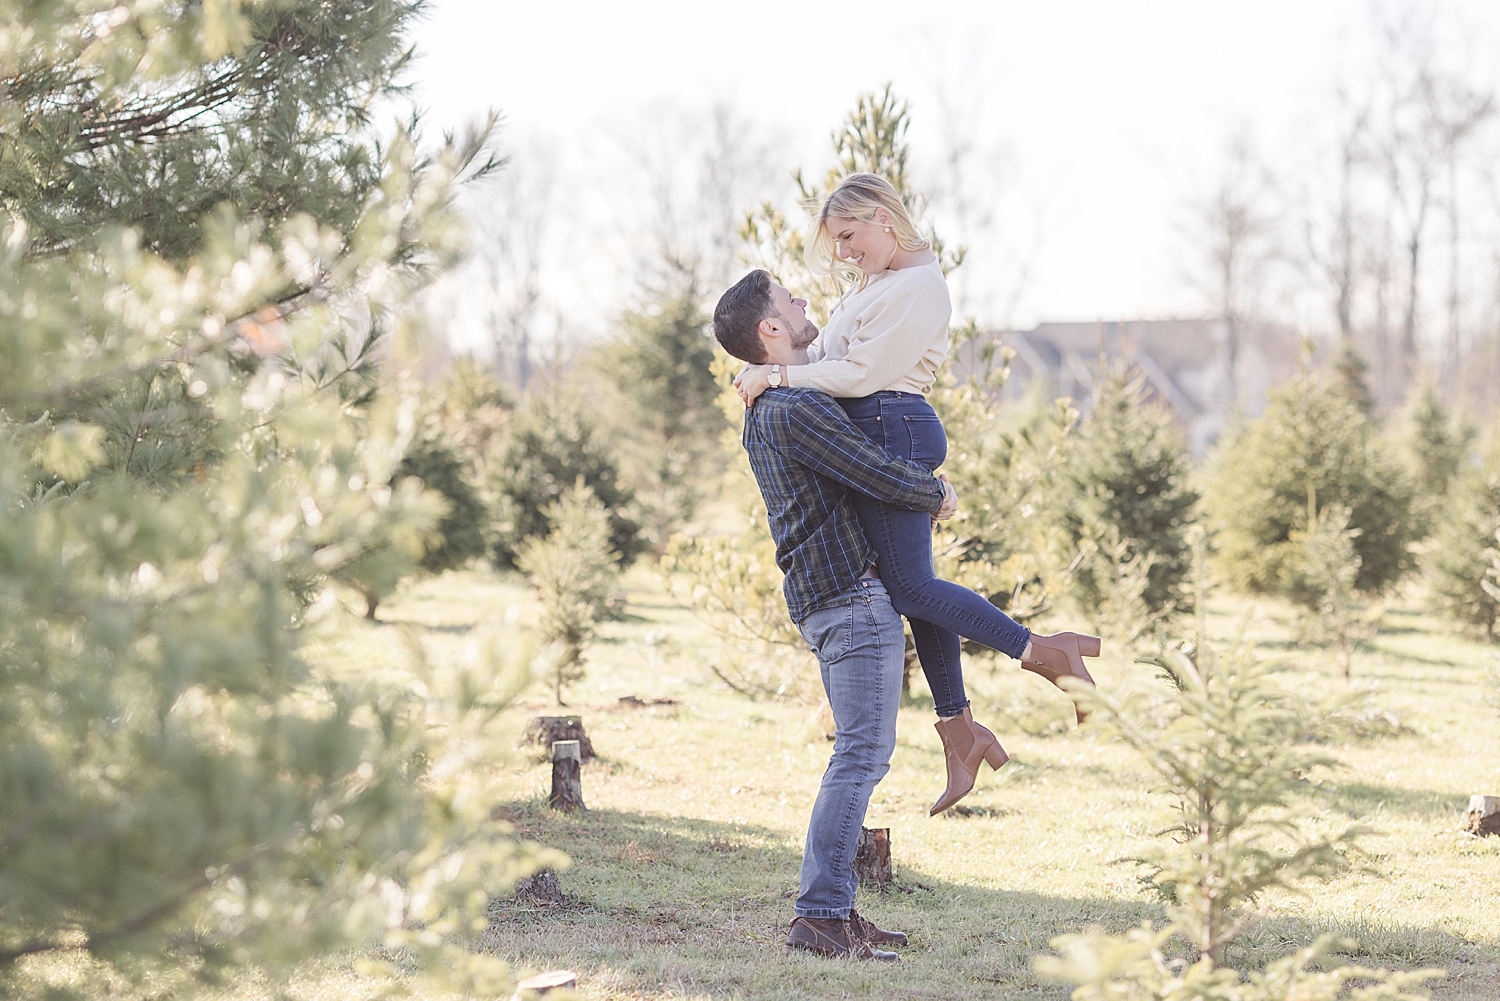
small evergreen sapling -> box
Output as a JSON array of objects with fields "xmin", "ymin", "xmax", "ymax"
[
  {"xmin": 517, "ymin": 481, "xmax": 621, "ymax": 705},
  {"xmin": 1035, "ymin": 547, "xmax": 1441, "ymax": 997},
  {"xmin": 1092, "ymin": 639, "xmax": 1360, "ymax": 964},
  {"xmin": 1290, "ymin": 502, "xmax": 1369, "ymax": 677},
  {"xmin": 1427, "ymin": 468, "xmax": 1500, "ymax": 639}
]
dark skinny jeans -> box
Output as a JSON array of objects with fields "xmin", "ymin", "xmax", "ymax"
[{"xmin": 836, "ymin": 392, "xmax": 1031, "ymax": 717}]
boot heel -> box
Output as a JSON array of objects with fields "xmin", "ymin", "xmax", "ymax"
[
  {"xmin": 1076, "ymin": 634, "xmax": 1102, "ymax": 658},
  {"xmin": 984, "ymin": 741, "xmax": 1009, "ymax": 771}
]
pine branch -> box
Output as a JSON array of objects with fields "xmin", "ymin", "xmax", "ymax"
[{"xmin": 7, "ymin": 285, "xmax": 316, "ymax": 417}]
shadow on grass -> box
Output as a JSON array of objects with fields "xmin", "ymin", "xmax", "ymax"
[
  {"xmin": 402, "ymin": 622, "xmax": 477, "ymax": 635},
  {"xmin": 1321, "ymin": 779, "xmax": 1471, "ymax": 821},
  {"xmin": 480, "ymin": 802, "xmax": 1490, "ymax": 1001},
  {"xmin": 1359, "ymin": 644, "xmax": 1475, "ymax": 671},
  {"xmin": 484, "ymin": 801, "xmax": 1144, "ymax": 1000}
]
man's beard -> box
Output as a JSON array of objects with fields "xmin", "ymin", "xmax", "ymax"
[{"xmin": 789, "ymin": 316, "xmax": 819, "ymax": 350}]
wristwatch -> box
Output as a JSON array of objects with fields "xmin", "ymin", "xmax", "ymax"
[{"xmin": 768, "ymin": 364, "xmax": 782, "ymax": 388}]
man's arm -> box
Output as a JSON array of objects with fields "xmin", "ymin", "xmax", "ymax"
[{"xmin": 772, "ymin": 394, "xmax": 947, "ymax": 513}]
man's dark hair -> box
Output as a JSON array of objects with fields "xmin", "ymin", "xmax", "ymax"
[{"xmin": 712, "ymin": 269, "xmax": 773, "ymax": 364}]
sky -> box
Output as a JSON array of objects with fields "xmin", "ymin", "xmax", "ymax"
[{"xmin": 407, "ymin": 0, "xmax": 1500, "ymax": 349}]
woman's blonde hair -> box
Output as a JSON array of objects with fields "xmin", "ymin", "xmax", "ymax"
[{"xmin": 805, "ymin": 172, "xmax": 930, "ymax": 289}]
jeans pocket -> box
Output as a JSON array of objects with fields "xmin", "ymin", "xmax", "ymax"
[
  {"xmin": 902, "ymin": 415, "xmax": 947, "ymax": 469},
  {"xmin": 800, "ymin": 601, "xmax": 855, "ymax": 662},
  {"xmin": 850, "ymin": 416, "xmax": 888, "ymax": 455}
]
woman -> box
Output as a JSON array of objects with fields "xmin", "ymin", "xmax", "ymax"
[{"xmin": 735, "ymin": 173, "xmax": 1099, "ymax": 815}]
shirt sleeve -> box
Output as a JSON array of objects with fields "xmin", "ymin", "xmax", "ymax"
[
  {"xmin": 786, "ymin": 272, "xmax": 952, "ymax": 397},
  {"xmin": 773, "ymin": 395, "xmax": 945, "ymax": 512}
]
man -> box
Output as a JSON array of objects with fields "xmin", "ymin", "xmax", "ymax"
[{"xmin": 711, "ymin": 269, "xmax": 957, "ymax": 962}]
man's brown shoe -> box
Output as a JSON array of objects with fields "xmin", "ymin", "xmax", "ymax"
[
  {"xmin": 848, "ymin": 909, "xmax": 909, "ymax": 947},
  {"xmin": 785, "ymin": 917, "xmax": 899, "ymax": 961}
]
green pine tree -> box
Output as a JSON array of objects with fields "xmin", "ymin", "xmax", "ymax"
[
  {"xmin": 1209, "ymin": 370, "xmax": 1418, "ymax": 602},
  {"xmin": 489, "ymin": 387, "xmax": 643, "ymax": 568},
  {"xmin": 1059, "ymin": 362, "xmax": 1199, "ymax": 634},
  {"xmin": 1096, "ymin": 642, "xmax": 1359, "ymax": 964},
  {"xmin": 1, "ymin": 0, "xmax": 469, "ymax": 261},
  {"xmin": 1397, "ymin": 377, "xmax": 1475, "ymax": 511},
  {"xmin": 929, "ymin": 372, "xmax": 1078, "ymax": 622},
  {"xmin": 597, "ymin": 266, "xmax": 726, "ymax": 554},
  {"xmin": 1332, "ymin": 340, "xmax": 1374, "ymax": 416},
  {"xmin": 0, "ymin": 4, "xmax": 542, "ymax": 997},
  {"xmin": 400, "ymin": 436, "xmax": 491, "ymax": 573},
  {"xmin": 1427, "ymin": 466, "xmax": 1500, "ymax": 638}
]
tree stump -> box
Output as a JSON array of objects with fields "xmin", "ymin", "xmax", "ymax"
[
  {"xmin": 510, "ymin": 969, "xmax": 577, "ymax": 998},
  {"xmin": 854, "ymin": 827, "xmax": 892, "ymax": 890},
  {"xmin": 1468, "ymin": 795, "xmax": 1500, "ymax": 837},
  {"xmin": 513, "ymin": 868, "xmax": 565, "ymax": 906},
  {"xmin": 526, "ymin": 715, "xmax": 594, "ymax": 760},
  {"xmin": 550, "ymin": 740, "xmax": 585, "ymax": 812}
]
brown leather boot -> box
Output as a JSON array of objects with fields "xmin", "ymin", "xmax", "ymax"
[
  {"xmin": 848, "ymin": 908, "xmax": 909, "ymax": 947},
  {"xmin": 1020, "ymin": 631, "xmax": 1102, "ymax": 724},
  {"xmin": 929, "ymin": 706, "xmax": 1009, "ymax": 816},
  {"xmin": 785, "ymin": 917, "xmax": 899, "ymax": 960}
]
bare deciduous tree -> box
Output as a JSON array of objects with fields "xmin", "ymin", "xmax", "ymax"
[
  {"xmin": 1183, "ymin": 130, "xmax": 1280, "ymax": 406},
  {"xmin": 466, "ymin": 140, "xmax": 558, "ymax": 392},
  {"xmin": 1303, "ymin": 88, "xmax": 1372, "ymax": 346},
  {"xmin": 1374, "ymin": 10, "xmax": 1495, "ymax": 396},
  {"xmin": 616, "ymin": 101, "xmax": 781, "ymax": 292}
]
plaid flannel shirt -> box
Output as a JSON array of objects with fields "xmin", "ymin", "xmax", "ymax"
[{"xmin": 741, "ymin": 388, "xmax": 946, "ymax": 623}]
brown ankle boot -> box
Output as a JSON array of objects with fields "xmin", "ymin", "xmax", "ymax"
[
  {"xmin": 1020, "ymin": 632, "xmax": 1102, "ymax": 724},
  {"xmin": 930, "ymin": 706, "xmax": 1009, "ymax": 816},
  {"xmin": 785, "ymin": 917, "xmax": 899, "ymax": 960}
]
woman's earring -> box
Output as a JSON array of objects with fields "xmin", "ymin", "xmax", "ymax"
[{"xmin": 884, "ymin": 227, "xmax": 891, "ymax": 232}]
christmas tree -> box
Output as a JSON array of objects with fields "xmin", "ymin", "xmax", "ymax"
[{"xmin": 0, "ymin": 3, "xmax": 540, "ymax": 997}]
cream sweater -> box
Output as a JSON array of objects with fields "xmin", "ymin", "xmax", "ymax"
[{"xmin": 785, "ymin": 258, "xmax": 952, "ymax": 398}]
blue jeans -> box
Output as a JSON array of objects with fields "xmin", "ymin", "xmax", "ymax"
[
  {"xmin": 794, "ymin": 578, "xmax": 903, "ymax": 919},
  {"xmin": 837, "ymin": 392, "xmax": 1031, "ymax": 717}
]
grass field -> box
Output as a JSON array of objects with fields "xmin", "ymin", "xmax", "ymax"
[{"xmin": 323, "ymin": 563, "xmax": 1500, "ymax": 1001}]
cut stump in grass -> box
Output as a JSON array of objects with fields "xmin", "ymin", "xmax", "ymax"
[
  {"xmin": 617, "ymin": 694, "xmax": 677, "ymax": 708},
  {"xmin": 527, "ymin": 715, "xmax": 594, "ymax": 760},
  {"xmin": 1468, "ymin": 795, "xmax": 1500, "ymax": 837},
  {"xmin": 513, "ymin": 869, "xmax": 565, "ymax": 906},
  {"xmin": 511, "ymin": 969, "xmax": 577, "ymax": 998},
  {"xmin": 854, "ymin": 827, "xmax": 892, "ymax": 890},
  {"xmin": 550, "ymin": 740, "xmax": 584, "ymax": 812}
]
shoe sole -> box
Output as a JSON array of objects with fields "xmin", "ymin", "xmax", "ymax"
[{"xmin": 784, "ymin": 943, "xmax": 899, "ymax": 962}]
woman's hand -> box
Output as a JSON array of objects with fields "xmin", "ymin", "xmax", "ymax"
[
  {"xmin": 734, "ymin": 364, "xmax": 775, "ymax": 407},
  {"xmin": 932, "ymin": 473, "xmax": 958, "ymax": 526}
]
